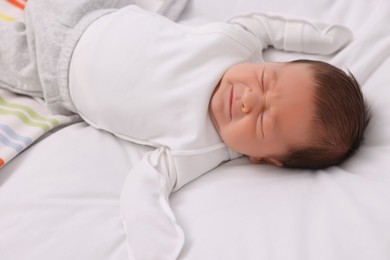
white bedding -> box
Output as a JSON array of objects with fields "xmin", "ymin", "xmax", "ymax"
[{"xmin": 1, "ymin": 0, "xmax": 390, "ymax": 259}]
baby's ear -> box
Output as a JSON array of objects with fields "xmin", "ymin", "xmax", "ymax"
[{"xmin": 249, "ymin": 156, "xmax": 283, "ymax": 167}]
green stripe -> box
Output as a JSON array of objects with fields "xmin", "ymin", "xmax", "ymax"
[
  {"xmin": 0, "ymin": 97, "xmax": 59, "ymax": 127},
  {"xmin": 0, "ymin": 107, "xmax": 51, "ymax": 132}
]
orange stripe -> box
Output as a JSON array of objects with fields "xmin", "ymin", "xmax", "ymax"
[
  {"xmin": 6, "ymin": 0, "xmax": 25, "ymax": 10},
  {"xmin": 0, "ymin": 158, "xmax": 4, "ymax": 167}
]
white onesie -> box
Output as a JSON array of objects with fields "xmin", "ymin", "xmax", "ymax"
[{"xmin": 69, "ymin": 5, "xmax": 352, "ymax": 259}]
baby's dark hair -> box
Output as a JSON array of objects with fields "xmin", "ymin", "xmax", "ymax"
[{"xmin": 282, "ymin": 59, "xmax": 371, "ymax": 169}]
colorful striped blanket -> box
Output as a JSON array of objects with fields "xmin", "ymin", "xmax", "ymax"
[
  {"xmin": 0, "ymin": 0, "xmax": 78, "ymax": 168},
  {"xmin": 0, "ymin": 0, "xmax": 25, "ymax": 21}
]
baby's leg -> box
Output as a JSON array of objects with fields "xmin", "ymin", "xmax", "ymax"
[
  {"xmin": 0, "ymin": 0, "xmax": 135, "ymax": 114},
  {"xmin": 0, "ymin": 19, "xmax": 42, "ymax": 98}
]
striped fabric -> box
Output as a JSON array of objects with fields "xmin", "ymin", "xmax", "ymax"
[
  {"xmin": 0, "ymin": 0, "xmax": 78, "ymax": 167},
  {"xmin": 0, "ymin": 89, "xmax": 76, "ymax": 167}
]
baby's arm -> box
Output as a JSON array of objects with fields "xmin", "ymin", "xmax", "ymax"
[
  {"xmin": 120, "ymin": 148, "xmax": 184, "ymax": 260},
  {"xmin": 228, "ymin": 13, "xmax": 352, "ymax": 55}
]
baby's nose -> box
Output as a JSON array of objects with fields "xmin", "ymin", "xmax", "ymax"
[{"xmin": 241, "ymin": 87, "xmax": 262, "ymax": 114}]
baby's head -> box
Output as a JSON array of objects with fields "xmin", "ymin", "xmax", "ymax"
[{"xmin": 209, "ymin": 60, "xmax": 371, "ymax": 169}]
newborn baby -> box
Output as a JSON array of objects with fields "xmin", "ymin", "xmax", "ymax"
[{"xmin": 0, "ymin": 1, "xmax": 370, "ymax": 259}]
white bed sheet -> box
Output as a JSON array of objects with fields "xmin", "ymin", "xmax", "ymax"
[{"xmin": 1, "ymin": 0, "xmax": 390, "ymax": 259}]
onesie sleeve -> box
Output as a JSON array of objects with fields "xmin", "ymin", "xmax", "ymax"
[
  {"xmin": 119, "ymin": 148, "xmax": 184, "ymax": 260},
  {"xmin": 227, "ymin": 13, "xmax": 353, "ymax": 55}
]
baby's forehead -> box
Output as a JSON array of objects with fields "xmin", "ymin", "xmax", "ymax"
[{"xmin": 267, "ymin": 63, "xmax": 317, "ymax": 141}]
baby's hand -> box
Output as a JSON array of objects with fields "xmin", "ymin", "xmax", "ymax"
[{"xmin": 287, "ymin": 20, "xmax": 353, "ymax": 54}]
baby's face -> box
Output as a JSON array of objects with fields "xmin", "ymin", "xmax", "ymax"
[{"xmin": 209, "ymin": 62, "xmax": 316, "ymax": 166}]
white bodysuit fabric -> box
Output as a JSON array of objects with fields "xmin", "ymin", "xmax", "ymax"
[{"xmin": 69, "ymin": 5, "xmax": 352, "ymax": 259}]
